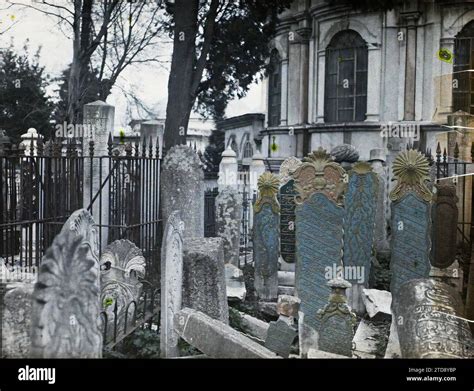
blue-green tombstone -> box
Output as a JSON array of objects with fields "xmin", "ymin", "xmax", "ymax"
[
  {"xmin": 343, "ymin": 163, "xmax": 379, "ymax": 313},
  {"xmin": 253, "ymin": 173, "xmax": 280, "ymax": 301},
  {"xmin": 389, "ymin": 150, "xmax": 432, "ymax": 295}
]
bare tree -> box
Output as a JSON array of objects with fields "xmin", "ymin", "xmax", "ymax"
[{"xmin": 9, "ymin": 0, "xmax": 165, "ymax": 123}]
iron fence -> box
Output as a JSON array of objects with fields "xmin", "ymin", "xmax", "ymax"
[{"xmin": 0, "ymin": 135, "xmax": 162, "ymax": 277}]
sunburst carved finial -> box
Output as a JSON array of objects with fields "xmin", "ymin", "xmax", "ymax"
[
  {"xmin": 255, "ymin": 172, "xmax": 280, "ymax": 213},
  {"xmin": 390, "ymin": 150, "xmax": 432, "ymax": 202}
]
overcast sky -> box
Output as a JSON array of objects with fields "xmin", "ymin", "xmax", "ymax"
[{"xmin": 0, "ymin": 3, "xmax": 265, "ymax": 130}]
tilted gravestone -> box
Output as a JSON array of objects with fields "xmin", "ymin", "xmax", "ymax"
[
  {"xmin": 160, "ymin": 210, "xmax": 185, "ymax": 358},
  {"xmin": 215, "ymin": 186, "xmax": 242, "ymax": 266},
  {"xmin": 390, "ymin": 150, "xmax": 432, "ymax": 295},
  {"xmin": 265, "ymin": 295, "xmax": 300, "ymax": 358},
  {"xmin": 30, "ymin": 209, "xmax": 103, "ymax": 358},
  {"xmin": 183, "ymin": 237, "xmax": 229, "ymax": 324},
  {"xmin": 278, "ymin": 157, "xmax": 302, "ymax": 265},
  {"xmin": 162, "ymin": 145, "xmax": 204, "ymax": 239},
  {"xmin": 253, "ymin": 172, "xmax": 280, "ymax": 301},
  {"xmin": 430, "ymin": 183, "xmax": 458, "ymax": 268},
  {"xmin": 392, "ymin": 278, "xmax": 472, "ymax": 358},
  {"xmin": 99, "ymin": 239, "xmax": 146, "ymax": 342},
  {"xmin": 317, "ymin": 278, "xmax": 356, "ymax": 357},
  {"xmin": 343, "ymin": 162, "xmax": 379, "ymax": 314},
  {"xmin": 293, "ymin": 148, "xmax": 346, "ymax": 355}
]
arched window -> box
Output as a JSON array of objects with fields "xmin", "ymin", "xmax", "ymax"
[
  {"xmin": 268, "ymin": 50, "xmax": 282, "ymax": 127},
  {"xmin": 243, "ymin": 141, "xmax": 253, "ymax": 159},
  {"xmin": 227, "ymin": 135, "xmax": 238, "ymax": 155},
  {"xmin": 324, "ymin": 30, "xmax": 368, "ymax": 122},
  {"xmin": 453, "ymin": 21, "xmax": 474, "ymax": 114}
]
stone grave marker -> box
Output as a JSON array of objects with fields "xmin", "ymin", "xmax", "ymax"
[
  {"xmin": 160, "ymin": 210, "xmax": 185, "ymax": 358},
  {"xmin": 390, "ymin": 150, "xmax": 432, "ymax": 295},
  {"xmin": 393, "ymin": 278, "xmax": 472, "ymax": 358},
  {"xmin": 317, "ymin": 278, "xmax": 356, "ymax": 357},
  {"xmin": 183, "ymin": 237, "xmax": 229, "ymax": 324},
  {"xmin": 162, "ymin": 145, "xmax": 204, "ymax": 239},
  {"xmin": 278, "ymin": 157, "xmax": 301, "ymax": 265},
  {"xmin": 265, "ymin": 295, "xmax": 300, "ymax": 358},
  {"xmin": 431, "ymin": 183, "xmax": 458, "ymax": 268},
  {"xmin": 30, "ymin": 209, "xmax": 103, "ymax": 358},
  {"xmin": 100, "ymin": 239, "xmax": 146, "ymax": 342},
  {"xmin": 293, "ymin": 148, "xmax": 346, "ymax": 355},
  {"xmin": 216, "ymin": 186, "xmax": 242, "ymax": 266},
  {"xmin": 253, "ymin": 172, "xmax": 280, "ymax": 301},
  {"xmin": 343, "ymin": 162, "xmax": 379, "ymax": 314}
]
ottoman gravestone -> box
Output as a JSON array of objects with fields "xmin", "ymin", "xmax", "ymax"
[
  {"xmin": 430, "ymin": 183, "xmax": 458, "ymax": 268},
  {"xmin": 253, "ymin": 172, "xmax": 280, "ymax": 301},
  {"xmin": 160, "ymin": 210, "xmax": 185, "ymax": 358},
  {"xmin": 99, "ymin": 239, "xmax": 146, "ymax": 343},
  {"xmin": 215, "ymin": 186, "xmax": 242, "ymax": 266},
  {"xmin": 265, "ymin": 295, "xmax": 300, "ymax": 358},
  {"xmin": 278, "ymin": 157, "xmax": 302, "ymax": 265},
  {"xmin": 293, "ymin": 148, "xmax": 346, "ymax": 356},
  {"xmin": 183, "ymin": 237, "xmax": 229, "ymax": 323},
  {"xmin": 343, "ymin": 162, "xmax": 379, "ymax": 314},
  {"xmin": 392, "ymin": 278, "xmax": 472, "ymax": 358},
  {"xmin": 317, "ymin": 278, "xmax": 356, "ymax": 357},
  {"xmin": 161, "ymin": 145, "xmax": 204, "ymax": 239},
  {"xmin": 30, "ymin": 209, "xmax": 103, "ymax": 358},
  {"xmin": 389, "ymin": 150, "xmax": 432, "ymax": 295}
]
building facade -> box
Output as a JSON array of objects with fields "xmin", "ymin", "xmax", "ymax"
[{"xmin": 252, "ymin": 0, "xmax": 474, "ymax": 168}]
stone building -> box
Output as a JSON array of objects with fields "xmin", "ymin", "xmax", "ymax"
[{"xmin": 224, "ymin": 0, "xmax": 474, "ymax": 170}]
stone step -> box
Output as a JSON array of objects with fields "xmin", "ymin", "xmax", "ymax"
[{"xmin": 278, "ymin": 286, "xmax": 294, "ymax": 296}]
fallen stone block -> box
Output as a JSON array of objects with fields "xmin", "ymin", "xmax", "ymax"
[
  {"xmin": 174, "ymin": 308, "xmax": 279, "ymax": 358},
  {"xmin": 258, "ymin": 301, "xmax": 278, "ymax": 318},
  {"xmin": 384, "ymin": 318, "xmax": 401, "ymax": 359},
  {"xmin": 237, "ymin": 311, "xmax": 269, "ymax": 341},
  {"xmin": 362, "ymin": 289, "xmax": 392, "ymax": 320}
]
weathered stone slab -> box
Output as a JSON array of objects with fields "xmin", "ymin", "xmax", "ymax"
[
  {"xmin": 225, "ymin": 264, "xmax": 246, "ymax": 301},
  {"xmin": 216, "ymin": 186, "xmax": 242, "ymax": 266},
  {"xmin": 343, "ymin": 163, "xmax": 379, "ymax": 315},
  {"xmin": 430, "ymin": 260, "xmax": 463, "ymax": 296},
  {"xmin": 317, "ymin": 279, "xmax": 356, "ymax": 357},
  {"xmin": 384, "ymin": 317, "xmax": 402, "ymax": 358},
  {"xmin": 276, "ymin": 294, "xmax": 300, "ymax": 318},
  {"xmin": 352, "ymin": 319, "xmax": 379, "ymax": 359},
  {"xmin": 174, "ymin": 308, "xmax": 279, "ymax": 358},
  {"xmin": 160, "ymin": 210, "xmax": 184, "ymax": 358},
  {"xmin": 392, "ymin": 278, "xmax": 473, "ymax": 358},
  {"xmin": 100, "ymin": 239, "xmax": 145, "ymax": 342},
  {"xmin": 278, "ymin": 286, "xmax": 295, "ymax": 296},
  {"xmin": 183, "ymin": 237, "xmax": 229, "ymax": 324},
  {"xmin": 362, "ymin": 289, "xmax": 392, "ymax": 321},
  {"xmin": 390, "ymin": 150, "xmax": 432, "ymax": 295},
  {"xmin": 431, "ymin": 183, "xmax": 458, "ymax": 268},
  {"xmin": 307, "ymin": 348, "xmax": 350, "ymax": 358},
  {"xmin": 265, "ymin": 318, "xmax": 297, "ymax": 358},
  {"xmin": 253, "ymin": 173, "xmax": 280, "ymax": 300},
  {"xmin": 236, "ymin": 311, "xmax": 269, "ymax": 341},
  {"xmin": 31, "ymin": 209, "xmax": 103, "ymax": 358},
  {"xmin": 162, "ymin": 145, "xmax": 204, "ymax": 239},
  {"xmin": 2, "ymin": 282, "xmax": 34, "ymax": 358}
]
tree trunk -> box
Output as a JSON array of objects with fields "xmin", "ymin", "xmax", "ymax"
[{"xmin": 163, "ymin": 0, "xmax": 199, "ymax": 151}]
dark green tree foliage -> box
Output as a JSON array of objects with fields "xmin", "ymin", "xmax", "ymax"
[
  {"xmin": 53, "ymin": 65, "xmax": 102, "ymax": 126},
  {"xmin": 202, "ymin": 128, "xmax": 225, "ymax": 173},
  {"xmin": 164, "ymin": 0, "xmax": 292, "ymax": 148},
  {"xmin": 0, "ymin": 44, "xmax": 54, "ymax": 143}
]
